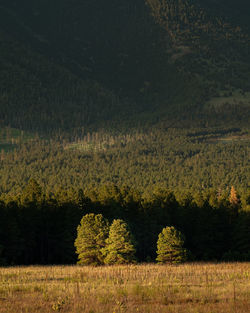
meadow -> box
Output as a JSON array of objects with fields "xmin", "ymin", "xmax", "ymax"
[{"xmin": 0, "ymin": 263, "xmax": 249, "ymax": 313}]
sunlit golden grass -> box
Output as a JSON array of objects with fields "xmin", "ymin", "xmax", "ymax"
[{"xmin": 0, "ymin": 263, "xmax": 249, "ymax": 312}]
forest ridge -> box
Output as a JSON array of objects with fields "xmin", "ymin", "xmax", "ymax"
[{"xmin": 0, "ymin": 0, "xmax": 250, "ymax": 131}]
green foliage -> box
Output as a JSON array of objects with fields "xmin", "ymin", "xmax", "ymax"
[
  {"xmin": 0, "ymin": 183, "xmax": 249, "ymax": 265},
  {"xmin": 102, "ymin": 219, "xmax": 136, "ymax": 265},
  {"xmin": 0, "ymin": 128, "xmax": 248, "ymax": 196},
  {"xmin": 156, "ymin": 226, "xmax": 187, "ymax": 264},
  {"xmin": 74, "ymin": 213, "xmax": 109, "ymax": 265},
  {"xmin": 21, "ymin": 179, "xmax": 43, "ymax": 204}
]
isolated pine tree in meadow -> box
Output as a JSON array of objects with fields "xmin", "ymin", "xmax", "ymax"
[
  {"xmin": 74, "ymin": 213, "xmax": 109, "ymax": 265},
  {"xmin": 156, "ymin": 226, "xmax": 187, "ymax": 264},
  {"xmin": 102, "ymin": 219, "xmax": 136, "ymax": 265}
]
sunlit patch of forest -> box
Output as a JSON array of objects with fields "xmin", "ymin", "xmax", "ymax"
[{"xmin": 0, "ymin": 127, "xmax": 249, "ymax": 195}]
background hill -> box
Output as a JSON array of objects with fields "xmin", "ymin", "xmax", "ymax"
[
  {"xmin": 0, "ymin": 0, "xmax": 249, "ymax": 133},
  {"xmin": 0, "ymin": 0, "xmax": 249, "ymax": 195}
]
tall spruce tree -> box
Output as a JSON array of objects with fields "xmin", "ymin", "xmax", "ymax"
[
  {"xmin": 156, "ymin": 226, "xmax": 187, "ymax": 264},
  {"xmin": 74, "ymin": 213, "xmax": 109, "ymax": 265},
  {"xmin": 102, "ymin": 219, "xmax": 136, "ymax": 265}
]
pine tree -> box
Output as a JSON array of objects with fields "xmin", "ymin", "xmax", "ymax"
[
  {"xmin": 74, "ymin": 213, "xmax": 109, "ymax": 265},
  {"xmin": 102, "ymin": 219, "xmax": 136, "ymax": 265},
  {"xmin": 156, "ymin": 226, "xmax": 187, "ymax": 264},
  {"xmin": 21, "ymin": 178, "xmax": 43, "ymax": 204}
]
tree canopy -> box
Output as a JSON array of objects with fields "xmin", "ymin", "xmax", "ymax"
[
  {"xmin": 74, "ymin": 213, "xmax": 109, "ymax": 265},
  {"xmin": 102, "ymin": 219, "xmax": 136, "ymax": 265},
  {"xmin": 156, "ymin": 226, "xmax": 187, "ymax": 264}
]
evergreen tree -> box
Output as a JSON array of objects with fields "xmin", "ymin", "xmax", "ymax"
[
  {"xmin": 21, "ymin": 179, "xmax": 43, "ymax": 204},
  {"xmin": 156, "ymin": 226, "xmax": 187, "ymax": 264},
  {"xmin": 74, "ymin": 213, "xmax": 109, "ymax": 265},
  {"xmin": 229, "ymin": 186, "xmax": 241, "ymax": 208},
  {"xmin": 102, "ymin": 219, "xmax": 136, "ymax": 265}
]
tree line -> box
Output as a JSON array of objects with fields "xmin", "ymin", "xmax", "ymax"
[{"xmin": 0, "ymin": 180, "xmax": 249, "ymax": 265}]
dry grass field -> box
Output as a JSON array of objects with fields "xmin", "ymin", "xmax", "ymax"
[{"xmin": 0, "ymin": 263, "xmax": 249, "ymax": 313}]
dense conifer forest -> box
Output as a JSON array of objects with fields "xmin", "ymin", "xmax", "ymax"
[
  {"xmin": 0, "ymin": 127, "xmax": 249, "ymax": 195},
  {"xmin": 0, "ymin": 179, "xmax": 249, "ymax": 265},
  {"xmin": 0, "ymin": 0, "xmax": 249, "ymax": 265}
]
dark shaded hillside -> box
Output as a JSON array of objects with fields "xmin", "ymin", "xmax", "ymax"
[
  {"xmin": 0, "ymin": 0, "xmax": 250, "ymax": 132},
  {"xmin": 0, "ymin": 0, "xmax": 173, "ymax": 94},
  {"xmin": 0, "ymin": 29, "xmax": 128, "ymax": 132},
  {"xmin": 0, "ymin": 0, "xmax": 184, "ymax": 132},
  {"xmin": 201, "ymin": 0, "xmax": 250, "ymax": 29}
]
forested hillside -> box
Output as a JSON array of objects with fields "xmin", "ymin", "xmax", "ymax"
[
  {"xmin": 0, "ymin": 0, "xmax": 249, "ymax": 199},
  {"xmin": 0, "ymin": 0, "xmax": 250, "ymax": 131},
  {"xmin": 0, "ymin": 127, "xmax": 249, "ymax": 196},
  {"xmin": 0, "ymin": 1, "xmax": 249, "ymax": 265}
]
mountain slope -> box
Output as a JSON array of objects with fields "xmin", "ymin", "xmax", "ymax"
[
  {"xmin": 0, "ymin": 0, "xmax": 249, "ymax": 133},
  {"xmin": 0, "ymin": 28, "xmax": 129, "ymax": 133}
]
